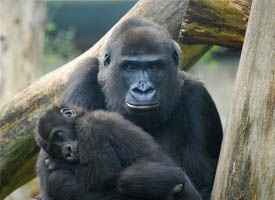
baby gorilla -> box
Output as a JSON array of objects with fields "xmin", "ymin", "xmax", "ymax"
[{"xmin": 35, "ymin": 105, "xmax": 201, "ymax": 200}]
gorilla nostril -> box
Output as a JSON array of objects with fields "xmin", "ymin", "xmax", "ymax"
[
  {"xmin": 133, "ymin": 87, "xmax": 143, "ymax": 94},
  {"xmin": 64, "ymin": 145, "xmax": 73, "ymax": 153},
  {"xmin": 132, "ymin": 87, "xmax": 155, "ymax": 95},
  {"xmin": 145, "ymin": 87, "xmax": 155, "ymax": 94}
]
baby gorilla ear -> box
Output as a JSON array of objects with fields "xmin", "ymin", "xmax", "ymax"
[{"xmin": 60, "ymin": 108, "xmax": 76, "ymax": 118}]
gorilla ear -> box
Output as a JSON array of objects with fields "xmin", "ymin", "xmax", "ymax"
[
  {"xmin": 104, "ymin": 54, "xmax": 111, "ymax": 67},
  {"xmin": 172, "ymin": 41, "xmax": 182, "ymax": 66},
  {"xmin": 60, "ymin": 108, "xmax": 76, "ymax": 118},
  {"xmin": 172, "ymin": 50, "xmax": 179, "ymax": 66}
]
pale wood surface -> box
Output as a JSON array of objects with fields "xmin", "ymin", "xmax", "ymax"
[{"xmin": 211, "ymin": 0, "xmax": 275, "ymax": 199}]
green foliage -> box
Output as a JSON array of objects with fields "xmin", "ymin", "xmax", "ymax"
[
  {"xmin": 43, "ymin": 22, "xmax": 80, "ymax": 74},
  {"xmin": 42, "ymin": 2, "xmax": 80, "ymax": 75},
  {"xmin": 44, "ymin": 23, "xmax": 78, "ymax": 58},
  {"xmin": 199, "ymin": 45, "xmax": 219, "ymax": 62},
  {"xmin": 198, "ymin": 46, "xmax": 219, "ymax": 70}
]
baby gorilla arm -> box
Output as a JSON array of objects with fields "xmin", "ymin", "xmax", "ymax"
[
  {"xmin": 38, "ymin": 157, "xmax": 124, "ymax": 200},
  {"xmin": 47, "ymin": 169, "xmax": 88, "ymax": 200},
  {"xmin": 117, "ymin": 161, "xmax": 202, "ymax": 200},
  {"xmin": 36, "ymin": 151, "xmax": 94, "ymax": 200},
  {"xmin": 47, "ymin": 170, "xmax": 123, "ymax": 200}
]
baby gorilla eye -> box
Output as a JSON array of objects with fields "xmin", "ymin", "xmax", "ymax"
[
  {"xmin": 52, "ymin": 131, "xmax": 66, "ymax": 142},
  {"xmin": 60, "ymin": 108, "xmax": 76, "ymax": 118}
]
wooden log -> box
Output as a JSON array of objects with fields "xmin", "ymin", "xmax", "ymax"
[
  {"xmin": 211, "ymin": 0, "xmax": 275, "ymax": 199},
  {"xmin": 179, "ymin": 0, "xmax": 252, "ymax": 48},
  {"xmin": 0, "ymin": 0, "xmax": 213, "ymax": 198}
]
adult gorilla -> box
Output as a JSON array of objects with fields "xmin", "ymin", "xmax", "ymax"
[{"xmin": 61, "ymin": 17, "xmax": 223, "ymax": 200}]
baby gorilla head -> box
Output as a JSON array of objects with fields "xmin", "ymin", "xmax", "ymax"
[{"xmin": 35, "ymin": 105, "xmax": 82, "ymax": 162}]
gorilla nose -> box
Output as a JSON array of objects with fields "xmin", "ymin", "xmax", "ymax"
[
  {"xmin": 132, "ymin": 86, "xmax": 155, "ymax": 95},
  {"xmin": 131, "ymin": 82, "xmax": 156, "ymax": 102}
]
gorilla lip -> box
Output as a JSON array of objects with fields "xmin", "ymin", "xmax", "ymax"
[{"xmin": 126, "ymin": 102, "xmax": 159, "ymax": 110}]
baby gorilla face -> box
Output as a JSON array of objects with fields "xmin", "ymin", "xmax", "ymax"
[
  {"xmin": 45, "ymin": 107, "xmax": 79, "ymax": 162},
  {"xmin": 49, "ymin": 126, "xmax": 78, "ymax": 161}
]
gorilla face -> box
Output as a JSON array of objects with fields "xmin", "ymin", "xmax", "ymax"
[{"xmin": 98, "ymin": 18, "xmax": 182, "ymax": 125}]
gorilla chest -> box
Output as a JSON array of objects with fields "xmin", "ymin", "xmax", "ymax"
[{"xmin": 149, "ymin": 123, "xmax": 186, "ymax": 163}]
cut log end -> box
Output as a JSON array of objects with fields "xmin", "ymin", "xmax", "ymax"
[
  {"xmin": 179, "ymin": 0, "xmax": 252, "ymax": 49},
  {"xmin": 179, "ymin": 28, "xmax": 243, "ymax": 49}
]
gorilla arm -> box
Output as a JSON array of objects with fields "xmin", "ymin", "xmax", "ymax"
[
  {"xmin": 36, "ymin": 150, "xmax": 121, "ymax": 200},
  {"xmin": 117, "ymin": 161, "xmax": 202, "ymax": 200},
  {"xmin": 36, "ymin": 150, "xmax": 94, "ymax": 200},
  {"xmin": 100, "ymin": 114, "xmax": 202, "ymax": 200},
  {"xmin": 60, "ymin": 57, "xmax": 105, "ymax": 111}
]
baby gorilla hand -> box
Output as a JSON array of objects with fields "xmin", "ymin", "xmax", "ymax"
[{"xmin": 45, "ymin": 158, "xmax": 56, "ymax": 171}]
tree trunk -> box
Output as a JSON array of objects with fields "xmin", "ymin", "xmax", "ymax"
[
  {"xmin": 179, "ymin": 0, "xmax": 252, "ymax": 48},
  {"xmin": 211, "ymin": 0, "xmax": 275, "ymax": 199},
  {"xmin": 0, "ymin": 0, "xmax": 215, "ymax": 198},
  {"xmin": 0, "ymin": 0, "xmax": 46, "ymax": 106}
]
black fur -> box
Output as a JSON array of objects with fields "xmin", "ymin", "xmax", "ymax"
[
  {"xmin": 36, "ymin": 105, "xmax": 201, "ymax": 200},
  {"xmin": 61, "ymin": 17, "xmax": 223, "ymax": 200}
]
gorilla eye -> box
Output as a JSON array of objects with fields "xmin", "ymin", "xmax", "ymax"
[
  {"xmin": 104, "ymin": 54, "xmax": 111, "ymax": 67},
  {"xmin": 60, "ymin": 108, "xmax": 76, "ymax": 118},
  {"xmin": 149, "ymin": 65, "xmax": 159, "ymax": 71},
  {"xmin": 52, "ymin": 131, "xmax": 66, "ymax": 142},
  {"xmin": 172, "ymin": 50, "xmax": 179, "ymax": 66},
  {"xmin": 126, "ymin": 65, "xmax": 136, "ymax": 71}
]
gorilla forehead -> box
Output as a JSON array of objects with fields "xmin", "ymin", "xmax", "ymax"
[
  {"xmin": 104, "ymin": 17, "xmax": 174, "ymax": 56},
  {"xmin": 118, "ymin": 28, "xmax": 173, "ymax": 56}
]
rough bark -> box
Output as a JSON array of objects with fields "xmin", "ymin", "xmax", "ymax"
[
  {"xmin": 179, "ymin": 0, "xmax": 252, "ymax": 48},
  {"xmin": 0, "ymin": 0, "xmax": 215, "ymax": 198},
  {"xmin": 211, "ymin": 0, "xmax": 275, "ymax": 199},
  {"xmin": 0, "ymin": 0, "xmax": 46, "ymax": 106}
]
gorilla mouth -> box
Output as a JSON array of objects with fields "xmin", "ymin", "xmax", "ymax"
[{"xmin": 126, "ymin": 102, "xmax": 160, "ymax": 110}]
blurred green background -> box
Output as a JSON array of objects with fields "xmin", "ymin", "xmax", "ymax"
[{"xmin": 43, "ymin": 0, "xmax": 138, "ymax": 74}]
